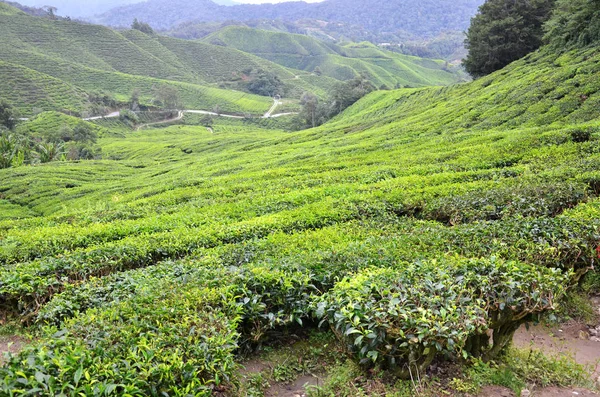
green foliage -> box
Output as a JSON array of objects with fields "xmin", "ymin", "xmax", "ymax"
[
  {"xmin": 544, "ymin": 0, "xmax": 600, "ymax": 48},
  {"xmin": 0, "ymin": 282, "xmax": 242, "ymax": 396},
  {"xmin": 464, "ymin": 0, "xmax": 556, "ymax": 77},
  {"xmin": 422, "ymin": 181, "xmax": 588, "ymax": 224},
  {"xmin": 245, "ymin": 69, "xmax": 284, "ymax": 97},
  {"xmin": 0, "ymin": 133, "xmax": 28, "ymax": 169},
  {"xmin": 298, "ymin": 75, "xmax": 375, "ymax": 128},
  {"xmin": 131, "ymin": 18, "xmax": 154, "ymax": 35},
  {"xmin": 37, "ymin": 141, "xmax": 63, "ymax": 163},
  {"xmin": 204, "ymin": 26, "xmax": 465, "ymax": 90},
  {"xmin": 0, "ymin": 6, "xmax": 276, "ymax": 115},
  {"xmin": 0, "ymin": 98, "xmax": 17, "ymax": 130},
  {"xmin": 504, "ymin": 348, "xmax": 592, "ymax": 387},
  {"xmin": 152, "ymin": 85, "xmax": 181, "ymax": 110},
  {"xmin": 315, "ymin": 258, "xmax": 568, "ymax": 377},
  {"xmin": 1, "ymin": 21, "xmax": 600, "ymax": 394}
]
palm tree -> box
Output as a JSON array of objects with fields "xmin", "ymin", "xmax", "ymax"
[{"xmin": 37, "ymin": 141, "xmax": 64, "ymax": 163}]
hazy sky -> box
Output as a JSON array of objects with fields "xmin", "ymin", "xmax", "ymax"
[
  {"xmin": 15, "ymin": 0, "xmax": 326, "ymax": 17},
  {"xmin": 236, "ymin": 0, "xmax": 324, "ymax": 3}
]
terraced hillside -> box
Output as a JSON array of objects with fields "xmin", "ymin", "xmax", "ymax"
[
  {"xmin": 0, "ymin": 36, "xmax": 599, "ymax": 395},
  {"xmin": 204, "ymin": 26, "xmax": 465, "ymax": 88},
  {"xmin": 0, "ymin": 4, "xmax": 302, "ymax": 115},
  {"xmin": 0, "ymin": 3, "xmax": 465, "ymax": 116}
]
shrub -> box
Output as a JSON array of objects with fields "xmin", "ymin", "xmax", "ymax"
[
  {"xmin": 315, "ymin": 258, "xmax": 568, "ymax": 378},
  {"xmin": 570, "ymin": 127, "xmax": 593, "ymax": 143},
  {"xmin": 422, "ymin": 182, "xmax": 588, "ymax": 224}
]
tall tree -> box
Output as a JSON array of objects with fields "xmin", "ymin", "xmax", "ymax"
[
  {"xmin": 0, "ymin": 99, "xmax": 17, "ymax": 131},
  {"xmin": 463, "ymin": 0, "xmax": 556, "ymax": 78},
  {"xmin": 544, "ymin": 0, "xmax": 600, "ymax": 48},
  {"xmin": 131, "ymin": 18, "xmax": 154, "ymax": 35}
]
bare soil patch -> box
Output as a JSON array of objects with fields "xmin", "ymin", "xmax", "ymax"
[{"xmin": 0, "ymin": 335, "xmax": 25, "ymax": 363}]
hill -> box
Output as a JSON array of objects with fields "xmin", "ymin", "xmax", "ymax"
[
  {"xmin": 96, "ymin": 0, "xmax": 484, "ymax": 37},
  {"xmin": 170, "ymin": 19, "xmax": 470, "ymax": 62},
  {"xmin": 0, "ymin": 23, "xmax": 599, "ymax": 392},
  {"xmin": 0, "ymin": 3, "xmax": 464, "ymax": 116},
  {"xmin": 0, "ymin": 2, "xmax": 278, "ymax": 116},
  {"xmin": 204, "ymin": 26, "xmax": 466, "ymax": 88}
]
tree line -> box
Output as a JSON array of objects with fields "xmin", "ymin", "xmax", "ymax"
[{"xmin": 464, "ymin": 0, "xmax": 600, "ymax": 77}]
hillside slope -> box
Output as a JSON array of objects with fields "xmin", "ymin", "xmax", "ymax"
[
  {"xmin": 204, "ymin": 26, "xmax": 465, "ymax": 87},
  {"xmin": 0, "ymin": 3, "xmax": 277, "ymax": 115},
  {"xmin": 0, "ymin": 3, "xmax": 463, "ymax": 115},
  {"xmin": 0, "ymin": 38, "xmax": 599, "ymax": 394}
]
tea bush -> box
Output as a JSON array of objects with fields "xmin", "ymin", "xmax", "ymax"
[{"xmin": 315, "ymin": 258, "xmax": 568, "ymax": 378}]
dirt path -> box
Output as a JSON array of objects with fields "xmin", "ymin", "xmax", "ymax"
[
  {"xmin": 0, "ymin": 335, "xmax": 25, "ymax": 364},
  {"xmin": 480, "ymin": 385, "xmax": 598, "ymax": 397},
  {"xmin": 19, "ymin": 100, "xmax": 297, "ymax": 124},
  {"xmin": 263, "ymin": 99, "xmax": 281, "ymax": 119},
  {"xmin": 239, "ymin": 358, "xmax": 324, "ymax": 397},
  {"xmin": 136, "ymin": 111, "xmax": 184, "ymax": 130},
  {"xmin": 480, "ymin": 296, "xmax": 600, "ymax": 397},
  {"xmin": 266, "ymin": 374, "xmax": 322, "ymax": 397},
  {"xmin": 514, "ymin": 322, "xmax": 600, "ymax": 375},
  {"xmin": 82, "ymin": 111, "xmax": 120, "ymax": 121},
  {"xmin": 184, "ymin": 109, "xmax": 245, "ymax": 119}
]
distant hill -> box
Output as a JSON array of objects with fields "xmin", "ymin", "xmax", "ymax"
[
  {"xmin": 11, "ymin": 0, "xmax": 142, "ymax": 18},
  {"xmin": 0, "ymin": 2, "xmax": 273, "ymax": 115},
  {"xmin": 0, "ymin": 2, "xmax": 464, "ymax": 116},
  {"xmin": 96, "ymin": 0, "xmax": 484, "ymax": 38},
  {"xmin": 204, "ymin": 26, "xmax": 466, "ymax": 88}
]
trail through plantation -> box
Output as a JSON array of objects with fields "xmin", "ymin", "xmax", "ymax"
[
  {"xmin": 19, "ymin": 98, "xmax": 297, "ymax": 124},
  {"xmin": 136, "ymin": 111, "xmax": 184, "ymax": 130}
]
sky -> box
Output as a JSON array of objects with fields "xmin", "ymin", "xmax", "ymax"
[
  {"xmin": 235, "ymin": 0, "xmax": 324, "ymax": 3},
  {"xmin": 15, "ymin": 0, "xmax": 325, "ymax": 17}
]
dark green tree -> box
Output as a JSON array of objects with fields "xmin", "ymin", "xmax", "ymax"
[
  {"xmin": 131, "ymin": 18, "xmax": 155, "ymax": 35},
  {"xmin": 331, "ymin": 75, "xmax": 375, "ymax": 114},
  {"xmin": 544, "ymin": 0, "xmax": 600, "ymax": 48},
  {"xmin": 247, "ymin": 70, "xmax": 284, "ymax": 97},
  {"xmin": 463, "ymin": 0, "xmax": 556, "ymax": 78},
  {"xmin": 300, "ymin": 93, "xmax": 320, "ymax": 128},
  {"xmin": 0, "ymin": 99, "xmax": 17, "ymax": 131},
  {"xmin": 152, "ymin": 85, "xmax": 181, "ymax": 110}
]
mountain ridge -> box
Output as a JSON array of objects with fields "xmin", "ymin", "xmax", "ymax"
[{"xmin": 95, "ymin": 0, "xmax": 484, "ymax": 38}]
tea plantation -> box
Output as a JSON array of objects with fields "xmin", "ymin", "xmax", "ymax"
[
  {"xmin": 0, "ymin": 29, "xmax": 599, "ymax": 394},
  {"xmin": 203, "ymin": 26, "xmax": 464, "ymax": 88},
  {"xmin": 0, "ymin": 3, "xmax": 464, "ymax": 117}
]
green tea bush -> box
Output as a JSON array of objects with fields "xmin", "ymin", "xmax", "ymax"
[
  {"xmin": 0, "ymin": 283, "xmax": 241, "ymax": 396},
  {"xmin": 315, "ymin": 258, "xmax": 568, "ymax": 378},
  {"xmin": 422, "ymin": 182, "xmax": 587, "ymax": 224},
  {"xmin": 569, "ymin": 127, "xmax": 594, "ymax": 143}
]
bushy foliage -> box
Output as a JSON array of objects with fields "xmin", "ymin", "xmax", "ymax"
[
  {"xmin": 1, "ymin": 19, "xmax": 600, "ymax": 394},
  {"xmin": 315, "ymin": 258, "xmax": 567, "ymax": 377},
  {"xmin": 245, "ymin": 69, "xmax": 284, "ymax": 97},
  {"xmin": 544, "ymin": 0, "xmax": 600, "ymax": 48},
  {"xmin": 464, "ymin": 0, "xmax": 556, "ymax": 77},
  {"xmin": 0, "ymin": 98, "xmax": 16, "ymax": 130},
  {"xmin": 131, "ymin": 18, "xmax": 154, "ymax": 35},
  {"xmin": 298, "ymin": 75, "xmax": 375, "ymax": 128}
]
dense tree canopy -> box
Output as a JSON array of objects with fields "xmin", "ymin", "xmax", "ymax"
[
  {"xmin": 544, "ymin": 0, "xmax": 600, "ymax": 48},
  {"xmin": 463, "ymin": 0, "xmax": 556, "ymax": 77},
  {"xmin": 131, "ymin": 18, "xmax": 154, "ymax": 35},
  {"xmin": 0, "ymin": 99, "xmax": 16, "ymax": 131}
]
